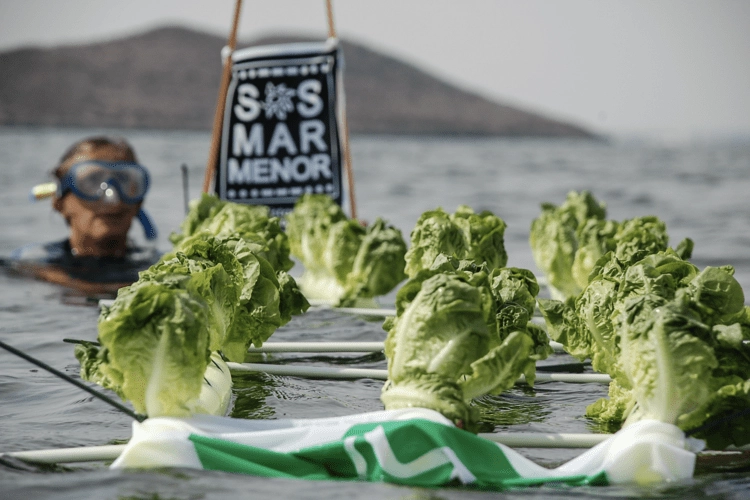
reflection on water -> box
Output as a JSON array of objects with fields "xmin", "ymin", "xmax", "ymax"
[
  {"xmin": 230, "ymin": 372, "xmax": 276, "ymax": 420},
  {"xmin": 474, "ymin": 391, "xmax": 552, "ymax": 430}
]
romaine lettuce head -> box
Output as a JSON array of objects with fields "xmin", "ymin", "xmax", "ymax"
[
  {"xmin": 618, "ymin": 292, "xmax": 718, "ymax": 425},
  {"xmin": 612, "ymin": 216, "xmax": 669, "ymax": 266},
  {"xmin": 88, "ymin": 283, "xmax": 211, "ymax": 417},
  {"xmin": 488, "ymin": 267, "xmax": 552, "ymax": 365},
  {"xmin": 581, "ymin": 263, "xmax": 750, "ymax": 449},
  {"xmin": 340, "ymin": 218, "xmax": 408, "ymax": 306},
  {"xmin": 219, "ymin": 235, "xmax": 287, "ymax": 361},
  {"xmin": 322, "ymin": 219, "xmax": 365, "ymax": 293},
  {"xmin": 286, "ymin": 194, "xmax": 406, "ymax": 305},
  {"xmin": 285, "ymin": 193, "xmax": 348, "ymax": 270},
  {"xmin": 529, "ymin": 191, "xmax": 607, "ymax": 300},
  {"xmin": 167, "ymin": 232, "xmax": 307, "ymax": 358},
  {"xmin": 404, "ymin": 208, "xmax": 467, "ymax": 279},
  {"xmin": 171, "ymin": 194, "xmax": 293, "ymax": 272},
  {"xmin": 170, "ymin": 193, "xmax": 225, "ymax": 244},
  {"xmin": 382, "ymin": 259, "xmax": 551, "ymax": 428},
  {"xmin": 544, "ymin": 250, "xmax": 701, "ymax": 375},
  {"xmin": 530, "ymin": 194, "xmax": 682, "ymax": 302},
  {"xmin": 144, "ymin": 234, "xmax": 244, "ymax": 351},
  {"xmin": 452, "ymin": 205, "xmax": 508, "ymax": 271},
  {"xmin": 381, "ymin": 272, "xmax": 494, "ymax": 425},
  {"xmin": 571, "ymin": 219, "xmax": 619, "ymax": 291},
  {"xmin": 404, "ymin": 206, "xmax": 507, "ymax": 279}
]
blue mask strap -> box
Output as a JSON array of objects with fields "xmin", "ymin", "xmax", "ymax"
[{"xmin": 137, "ymin": 209, "xmax": 158, "ymax": 241}]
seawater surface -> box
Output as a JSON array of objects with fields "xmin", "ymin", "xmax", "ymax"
[{"xmin": 1, "ymin": 127, "xmax": 750, "ymax": 499}]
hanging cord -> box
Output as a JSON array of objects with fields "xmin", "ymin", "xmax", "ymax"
[
  {"xmin": 325, "ymin": 0, "xmax": 358, "ymax": 220},
  {"xmin": 0, "ymin": 339, "xmax": 145, "ymax": 422},
  {"xmin": 202, "ymin": 0, "xmax": 244, "ymax": 194}
]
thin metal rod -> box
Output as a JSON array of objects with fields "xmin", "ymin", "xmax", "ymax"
[
  {"xmin": 181, "ymin": 163, "xmax": 189, "ymax": 215},
  {"xmin": 228, "ymin": 362, "xmax": 610, "ymax": 384},
  {"xmin": 0, "ymin": 339, "xmax": 145, "ymax": 422},
  {"xmin": 202, "ymin": 0, "xmax": 244, "ymax": 193}
]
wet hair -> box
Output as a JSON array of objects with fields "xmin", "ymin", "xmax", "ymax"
[{"xmin": 53, "ymin": 136, "xmax": 138, "ymax": 179}]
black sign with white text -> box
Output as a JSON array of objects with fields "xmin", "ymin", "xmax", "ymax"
[{"xmin": 215, "ymin": 40, "xmax": 345, "ymax": 217}]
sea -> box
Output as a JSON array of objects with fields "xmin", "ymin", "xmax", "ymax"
[{"xmin": 1, "ymin": 127, "xmax": 750, "ymax": 499}]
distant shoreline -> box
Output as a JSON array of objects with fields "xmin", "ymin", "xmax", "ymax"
[{"xmin": 0, "ymin": 26, "xmax": 596, "ymax": 139}]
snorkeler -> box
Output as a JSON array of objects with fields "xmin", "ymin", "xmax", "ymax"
[{"xmin": 10, "ymin": 136, "xmax": 160, "ymax": 293}]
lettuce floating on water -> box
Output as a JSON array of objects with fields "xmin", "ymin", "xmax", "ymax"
[
  {"xmin": 138, "ymin": 236, "xmax": 243, "ymax": 351},
  {"xmin": 539, "ymin": 245, "xmax": 750, "ymax": 449},
  {"xmin": 381, "ymin": 255, "xmax": 551, "ymax": 429},
  {"xmin": 530, "ymin": 191, "xmax": 607, "ymax": 301},
  {"xmin": 76, "ymin": 229, "xmax": 309, "ymax": 417},
  {"xmin": 76, "ymin": 284, "xmax": 211, "ymax": 417},
  {"xmin": 168, "ymin": 233, "xmax": 308, "ymax": 360},
  {"xmin": 216, "ymin": 234, "xmax": 308, "ymax": 360},
  {"xmin": 614, "ymin": 279, "xmax": 750, "ymax": 450},
  {"xmin": 404, "ymin": 205, "xmax": 507, "ymax": 278},
  {"xmin": 285, "ymin": 194, "xmax": 407, "ymax": 306},
  {"xmin": 170, "ymin": 193, "xmax": 293, "ymax": 273}
]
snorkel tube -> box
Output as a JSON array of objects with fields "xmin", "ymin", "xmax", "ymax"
[{"xmin": 137, "ymin": 209, "xmax": 158, "ymax": 240}]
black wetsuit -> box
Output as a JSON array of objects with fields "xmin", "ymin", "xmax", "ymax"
[{"xmin": 9, "ymin": 239, "xmax": 160, "ymax": 283}]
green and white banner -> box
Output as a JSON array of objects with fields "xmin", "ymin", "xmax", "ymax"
[{"xmin": 112, "ymin": 408, "xmax": 702, "ymax": 488}]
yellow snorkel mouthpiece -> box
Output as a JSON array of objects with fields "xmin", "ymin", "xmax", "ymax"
[{"xmin": 29, "ymin": 182, "xmax": 57, "ymax": 201}]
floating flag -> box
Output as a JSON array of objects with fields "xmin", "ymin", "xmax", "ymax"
[{"xmin": 112, "ymin": 408, "xmax": 702, "ymax": 488}]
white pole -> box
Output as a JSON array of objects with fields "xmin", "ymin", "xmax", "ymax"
[
  {"xmin": 228, "ymin": 363, "xmax": 610, "ymax": 384},
  {"xmin": 248, "ymin": 341, "xmax": 566, "ymax": 354},
  {"xmin": 332, "ymin": 307, "xmax": 397, "ymax": 316},
  {"xmin": 1, "ymin": 432, "xmax": 608, "ymax": 464},
  {"xmin": 1, "ymin": 444, "xmax": 125, "ymax": 464},
  {"xmin": 479, "ymin": 432, "xmax": 609, "ymax": 448},
  {"xmin": 227, "ymin": 362, "xmax": 387, "ymax": 380},
  {"xmin": 249, "ymin": 342, "xmax": 386, "ymax": 353}
]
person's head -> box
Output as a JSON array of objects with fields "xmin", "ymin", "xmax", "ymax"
[{"xmin": 52, "ymin": 137, "xmax": 149, "ymax": 257}]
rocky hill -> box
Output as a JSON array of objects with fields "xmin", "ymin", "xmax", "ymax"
[{"xmin": 0, "ymin": 26, "xmax": 594, "ymax": 137}]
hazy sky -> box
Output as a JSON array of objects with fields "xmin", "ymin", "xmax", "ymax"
[{"xmin": 1, "ymin": 0, "xmax": 749, "ymax": 141}]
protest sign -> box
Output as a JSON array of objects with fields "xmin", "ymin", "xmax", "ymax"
[{"xmin": 215, "ymin": 39, "xmax": 347, "ymax": 218}]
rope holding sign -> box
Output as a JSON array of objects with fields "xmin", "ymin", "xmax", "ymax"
[
  {"xmin": 326, "ymin": 0, "xmax": 337, "ymax": 38},
  {"xmin": 203, "ymin": 0, "xmax": 244, "ymax": 194},
  {"xmin": 324, "ymin": 0, "xmax": 357, "ymax": 219}
]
